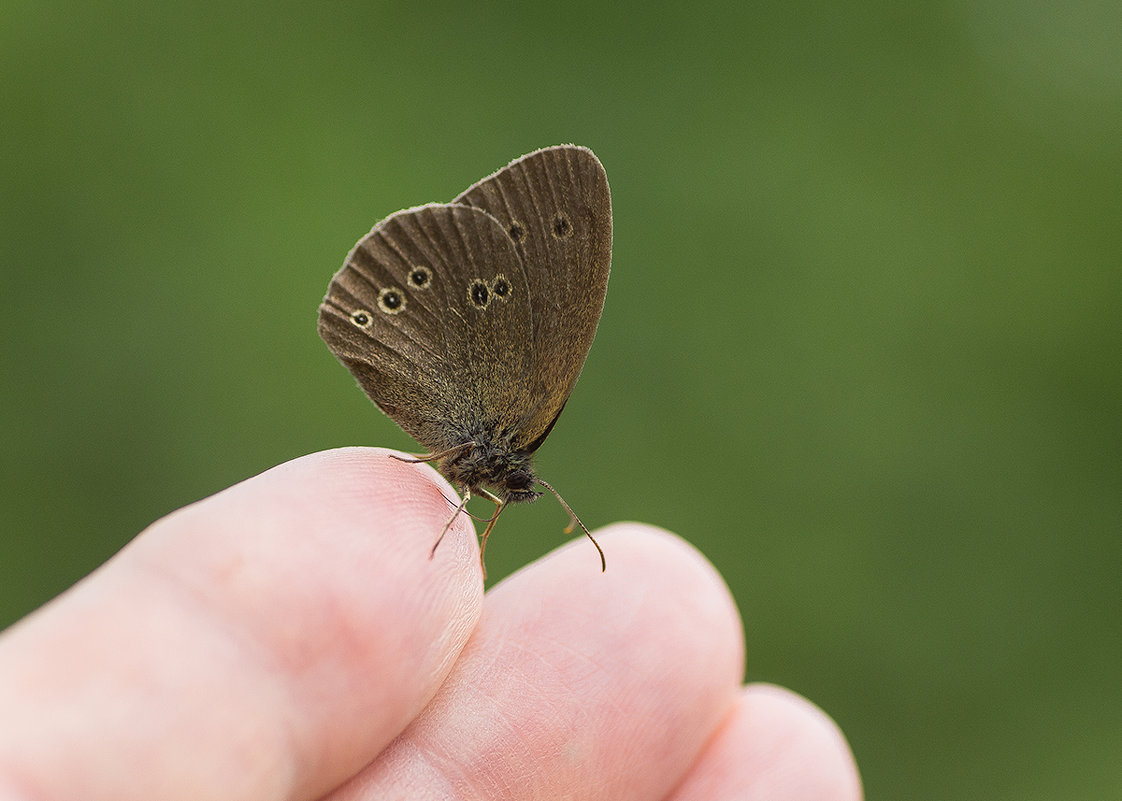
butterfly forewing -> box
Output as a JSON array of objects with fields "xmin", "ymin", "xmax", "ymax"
[{"xmin": 454, "ymin": 145, "xmax": 612, "ymax": 452}]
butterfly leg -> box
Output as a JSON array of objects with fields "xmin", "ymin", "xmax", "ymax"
[
  {"xmin": 431, "ymin": 486, "xmax": 472, "ymax": 560},
  {"xmin": 390, "ymin": 441, "xmax": 475, "ymax": 465},
  {"xmin": 474, "ymin": 488, "xmax": 507, "ymax": 580},
  {"xmin": 389, "ymin": 445, "xmax": 494, "ymax": 523}
]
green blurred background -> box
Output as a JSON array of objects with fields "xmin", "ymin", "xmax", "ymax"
[{"xmin": 3, "ymin": 1, "xmax": 1120, "ymax": 797}]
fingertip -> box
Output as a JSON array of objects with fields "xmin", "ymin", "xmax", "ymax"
[
  {"xmin": 328, "ymin": 519, "xmax": 750, "ymax": 800},
  {"xmin": 742, "ymin": 683, "xmax": 862, "ymax": 786},
  {"xmin": 518, "ymin": 520, "xmax": 746, "ymax": 677},
  {"xmin": 0, "ymin": 446, "xmax": 490, "ymax": 800},
  {"xmin": 147, "ymin": 446, "xmax": 486, "ymax": 666},
  {"xmin": 99, "ymin": 447, "xmax": 484, "ymax": 797},
  {"xmin": 449, "ymin": 521, "xmax": 745, "ymax": 798},
  {"xmin": 716, "ymin": 684, "xmax": 864, "ymax": 801}
]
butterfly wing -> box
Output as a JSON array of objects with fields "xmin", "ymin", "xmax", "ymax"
[
  {"xmin": 318, "ymin": 203, "xmax": 535, "ymax": 452},
  {"xmin": 453, "ymin": 145, "xmax": 612, "ymax": 452}
]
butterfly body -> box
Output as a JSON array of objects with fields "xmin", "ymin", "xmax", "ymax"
[
  {"xmin": 318, "ymin": 145, "xmax": 611, "ymax": 569},
  {"xmin": 433, "ymin": 434, "xmax": 542, "ymax": 504}
]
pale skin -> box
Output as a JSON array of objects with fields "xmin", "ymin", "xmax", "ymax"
[{"xmin": 0, "ymin": 448, "xmax": 862, "ymax": 800}]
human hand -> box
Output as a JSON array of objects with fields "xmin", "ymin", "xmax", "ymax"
[{"xmin": 0, "ymin": 447, "xmax": 861, "ymax": 800}]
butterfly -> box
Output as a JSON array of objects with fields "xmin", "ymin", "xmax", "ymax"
[{"xmin": 318, "ymin": 145, "xmax": 612, "ymax": 575}]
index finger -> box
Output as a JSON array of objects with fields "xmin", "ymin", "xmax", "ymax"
[{"xmin": 0, "ymin": 447, "xmax": 483, "ymax": 801}]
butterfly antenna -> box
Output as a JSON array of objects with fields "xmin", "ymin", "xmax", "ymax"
[{"xmin": 536, "ymin": 479, "xmax": 606, "ymax": 572}]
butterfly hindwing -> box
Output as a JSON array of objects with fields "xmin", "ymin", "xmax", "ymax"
[{"xmin": 318, "ymin": 203, "xmax": 534, "ymax": 451}]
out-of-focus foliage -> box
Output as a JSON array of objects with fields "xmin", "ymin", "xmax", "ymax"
[{"xmin": 3, "ymin": 2, "xmax": 1119, "ymax": 798}]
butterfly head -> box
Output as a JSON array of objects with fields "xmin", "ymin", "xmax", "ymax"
[{"xmin": 500, "ymin": 464, "xmax": 543, "ymax": 504}]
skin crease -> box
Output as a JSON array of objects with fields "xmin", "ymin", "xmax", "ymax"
[{"xmin": 0, "ymin": 448, "xmax": 862, "ymax": 801}]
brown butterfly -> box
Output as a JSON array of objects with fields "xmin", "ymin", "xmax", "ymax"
[{"xmin": 318, "ymin": 145, "xmax": 612, "ymax": 575}]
